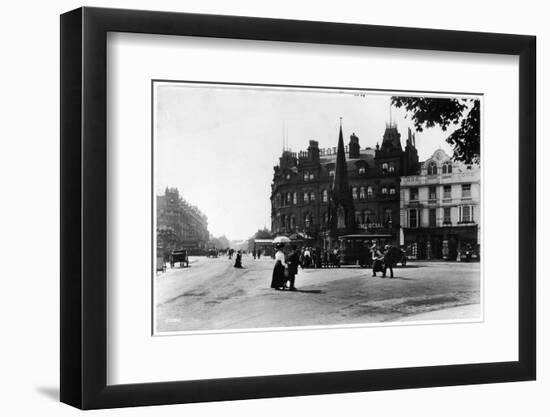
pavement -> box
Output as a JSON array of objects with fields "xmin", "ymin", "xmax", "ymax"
[{"xmin": 155, "ymin": 255, "xmax": 481, "ymax": 333}]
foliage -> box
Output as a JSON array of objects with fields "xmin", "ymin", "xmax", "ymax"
[{"xmin": 391, "ymin": 97, "xmax": 480, "ymax": 164}]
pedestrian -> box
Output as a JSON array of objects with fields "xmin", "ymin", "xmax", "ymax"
[
  {"xmin": 257, "ymin": 249, "xmax": 261, "ymax": 259},
  {"xmin": 382, "ymin": 245, "xmax": 394, "ymax": 278},
  {"xmin": 322, "ymin": 250, "xmax": 329, "ymax": 268},
  {"xmin": 371, "ymin": 243, "xmax": 384, "ymax": 277},
  {"xmin": 314, "ymin": 248, "xmax": 322, "ymax": 269},
  {"xmin": 234, "ymin": 250, "xmax": 243, "ymax": 268},
  {"xmin": 252, "ymin": 250, "xmax": 256, "ymax": 260},
  {"xmin": 270, "ymin": 243, "xmax": 286, "ymax": 290},
  {"xmin": 332, "ymin": 246, "xmax": 340, "ymax": 268},
  {"xmin": 285, "ymin": 244, "xmax": 300, "ymax": 291}
]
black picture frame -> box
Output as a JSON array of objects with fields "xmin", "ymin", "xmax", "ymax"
[{"xmin": 60, "ymin": 6, "xmax": 536, "ymax": 410}]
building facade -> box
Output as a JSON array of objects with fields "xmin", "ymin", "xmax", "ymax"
[
  {"xmin": 400, "ymin": 149, "xmax": 480, "ymax": 260},
  {"xmin": 270, "ymin": 122, "xmax": 420, "ymax": 248},
  {"xmin": 156, "ymin": 187, "xmax": 209, "ymax": 257}
]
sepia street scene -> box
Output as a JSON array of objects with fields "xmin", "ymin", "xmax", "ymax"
[{"xmin": 154, "ymin": 82, "xmax": 481, "ymax": 333}]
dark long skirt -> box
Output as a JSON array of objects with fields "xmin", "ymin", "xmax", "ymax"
[
  {"xmin": 234, "ymin": 254, "xmax": 242, "ymax": 268},
  {"xmin": 270, "ymin": 260, "xmax": 286, "ymax": 289}
]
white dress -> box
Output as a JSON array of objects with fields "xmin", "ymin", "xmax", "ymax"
[{"xmin": 275, "ymin": 250, "xmax": 286, "ymax": 266}]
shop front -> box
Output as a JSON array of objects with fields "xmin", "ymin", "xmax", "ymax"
[{"xmin": 403, "ymin": 225, "xmax": 478, "ymax": 261}]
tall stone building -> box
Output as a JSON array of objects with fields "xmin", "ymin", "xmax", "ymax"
[
  {"xmin": 270, "ymin": 121, "xmax": 420, "ymax": 248},
  {"xmin": 400, "ymin": 149, "xmax": 480, "ymax": 260},
  {"xmin": 156, "ymin": 187, "xmax": 209, "ymax": 257}
]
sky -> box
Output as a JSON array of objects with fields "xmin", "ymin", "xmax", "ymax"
[{"xmin": 155, "ymin": 83, "xmax": 462, "ymax": 241}]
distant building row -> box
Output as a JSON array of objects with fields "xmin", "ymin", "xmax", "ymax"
[{"xmin": 156, "ymin": 187, "xmax": 209, "ymax": 257}]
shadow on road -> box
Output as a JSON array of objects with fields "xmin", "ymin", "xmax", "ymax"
[
  {"xmin": 382, "ymin": 276, "xmax": 414, "ymax": 281},
  {"xmin": 293, "ymin": 289, "xmax": 324, "ymax": 294}
]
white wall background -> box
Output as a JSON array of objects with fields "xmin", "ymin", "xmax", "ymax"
[{"xmin": 0, "ymin": 0, "xmax": 545, "ymax": 415}]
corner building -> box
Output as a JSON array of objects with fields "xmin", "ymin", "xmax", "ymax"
[
  {"xmin": 270, "ymin": 122, "xmax": 420, "ymax": 248},
  {"xmin": 400, "ymin": 149, "xmax": 480, "ymax": 260}
]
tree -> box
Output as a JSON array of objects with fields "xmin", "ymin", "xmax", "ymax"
[{"xmin": 391, "ymin": 97, "xmax": 480, "ymax": 164}]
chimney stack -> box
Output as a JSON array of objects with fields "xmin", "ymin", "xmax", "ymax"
[
  {"xmin": 308, "ymin": 140, "xmax": 320, "ymax": 162},
  {"xmin": 348, "ymin": 133, "xmax": 360, "ymax": 159}
]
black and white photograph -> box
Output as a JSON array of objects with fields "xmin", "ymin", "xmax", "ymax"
[{"xmin": 153, "ymin": 82, "xmax": 482, "ymax": 334}]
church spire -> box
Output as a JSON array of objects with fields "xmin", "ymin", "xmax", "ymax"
[
  {"xmin": 328, "ymin": 119, "xmax": 356, "ymax": 233},
  {"xmin": 333, "ymin": 118, "xmax": 348, "ymax": 194}
]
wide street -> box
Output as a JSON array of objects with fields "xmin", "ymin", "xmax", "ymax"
[{"xmin": 155, "ymin": 255, "xmax": 480, "ymax": 333}]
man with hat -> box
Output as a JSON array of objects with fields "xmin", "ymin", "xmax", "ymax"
[{"xmin": 382, "ymin": 244, "xmax": 394, "ymax": 278}]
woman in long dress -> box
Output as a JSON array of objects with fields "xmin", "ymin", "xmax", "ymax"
[{"xmin": 270, "ymin": 243, "xmax": 286, "ymax": 290}]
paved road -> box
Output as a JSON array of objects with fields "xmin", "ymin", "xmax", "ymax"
[{"xmin": 155, "ymin": 255, "xmax": 480, "ymax": 332}]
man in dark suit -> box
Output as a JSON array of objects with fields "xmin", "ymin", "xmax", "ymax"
[
  {"xmin": 382, "ymin": 245, "xmax": 394, "ymax": 278},
  {"xmin": 286, "ymin": 245, "xmax": 300, "ymax": 291}
]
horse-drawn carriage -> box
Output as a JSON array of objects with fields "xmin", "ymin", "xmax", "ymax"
[{"xmin": 170, "ymin": 249, "xmax": 189, "ymax": 268}]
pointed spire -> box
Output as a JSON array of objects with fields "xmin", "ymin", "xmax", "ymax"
[
  {"xmin": 333, "ymin": 118, "xmax": 349, "ymax": 194},
  {"xmin": 328, "ymin": 118, "xmax": 356, "ymax": 233}
]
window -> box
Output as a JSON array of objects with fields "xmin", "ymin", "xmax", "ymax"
[
  {"xmin": 385, "ymin": 208, "xmax": 393, "ymax": 224},
  {"xmin": 285, "ymin": 173, "xmax": 291, "ymax": 180},
  {"xmin": 322, "ymin": 189, "xmax": 328, "ymax": 203},
  {"xmin": 290, "ymin": 215, "xmax": 296, "ymax": 230},
  {"xmin": 304, "ymin": 213, "xmax": 312, "ymax": 228},
  {"xmin": 461, "ymin": 205, "xmax": 473, "ymax": 222},
  {"xmin": 303, "ymin": 171, "xmax": 309, "ymax": 181},
  {"xmin": 442, "ymin": 162, "xmax": 452, "ymax": 174},
  {"xmin": 292, "ymin": 192, "xmax": 297, "ymax": 205},
  {"xmin": 363, "ymin": 210, "xmax": 372, "ymax": 224},
  {"xmin": 443, "ymin": 185, "xmax": 452, "ymax": 200},
  {"xmin": 429, "ymin": 208, "xmax": 436, "ymax": 227},
  {"xmin": 382, "ymin": 162, "xmax": 388, "ymax": 172},
  {"xmin": 358, "ymin": 167, "xmax": 366, "ymax": 174},
  {"xmin": 443, "ymin": 207, "xmax": 451, "ymax": 224},
  {"xmin": 388, "ymin": 163, "xmax": 395, "ymax": 173},
  {"xmin": 381, "ymin": 186, "xmax": 388, "ymax": 195},
  {"xmin": 309, "ymin": 173, "xmax": 315, "ymax": 180},
  {"xmin": 367, "ymin": 186, "xmax": 374, "ymax": 198},
  {"xmin": 429, "ymin": 186, "xmax": 437, "ymax": 201},
  {"xmin": 462, "ymin": 184, "xmax": 471, "ymax": 199},
  {"xmin": 355, "ymin": 211, "xmax": 362, "ymax": 223},
  {"xmin": 310, "ymin": 192, "xmax": 315, "ymax": 202},
  {"xmin": 410, "ymin": 187, "xmax": 419, "ymax": 201},
  {"xmin": 329, "ymin": 170, "xmax": 335, "ymax": 177},
  {"xmin": 303, "ymin": 192, "xmax": 309, "ymax": 203},
  {"xmin": 389, "ymin": 187, "xmax": 396, "ymax": 195},
  {"xmin": 323, "ymin": 212, "xmax": 329, "ymax": 225},
  {"xmin": 359, "ymin": 187, "xmax": 366, "ymax": 199},
  {"xmin": 427, "ymin": 162, "xmax": 437, "ymax": 175},
  {"xmin": 286, "ymin": 193, "xmax": 292, "ymax": 205},
  {"xmin": 409, "ymin": 209, "xmax": 418, "ymax": 228},
  {"xmin": 352, "ymin": 187, "xmax": 358, "ymax": 200}
]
